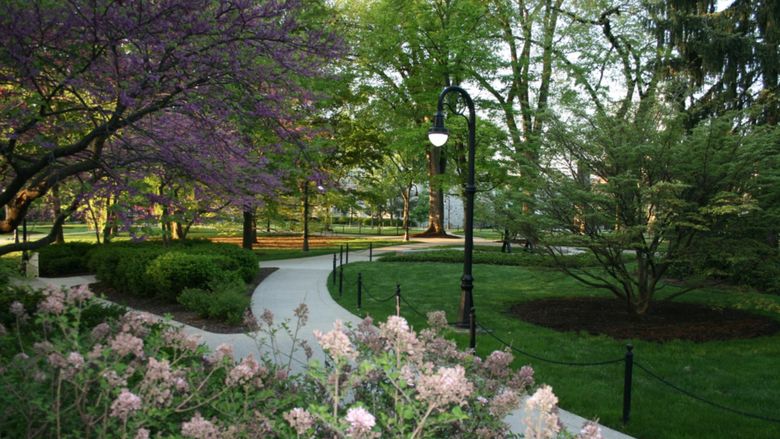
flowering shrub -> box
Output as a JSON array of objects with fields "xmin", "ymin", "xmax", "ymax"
[{"xmin": 0, "ymin": 285, "xmax": 602, "ymax": 438}]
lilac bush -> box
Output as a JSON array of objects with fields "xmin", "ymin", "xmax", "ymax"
[{"xmin": 0, "ymin": 286, "xmax": 602, "ymax": 437}]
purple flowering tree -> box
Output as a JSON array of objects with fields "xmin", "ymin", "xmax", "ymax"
[{"xmin": 0, "ymin": 0, "xmax": 340, "ymax": 255}]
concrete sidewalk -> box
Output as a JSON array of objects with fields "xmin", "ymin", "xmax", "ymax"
[{"xmin": 32, "ymin": 238, "xmax": 633, "ymax": 439}]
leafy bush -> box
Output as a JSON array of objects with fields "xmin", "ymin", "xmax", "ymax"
[
  {"xmin": 0, "ymin": 288, "xmax": 596, "ymax": 438},
  {"xmin": 85, "ymin": 241, "xmax": 259, "ymax": 301},
  {"xmin": 379, "ymin": 248, "xmax": 603, "ymax": 268},
  {"xmin": 146, "ymin": 252, "xmax": 237, "ymax": 300},
  {"xmin": 178, "ymin": 278, "xmax": 249, "ymax": 325},
  {"xmin": 38, "ymin": 242, "xmax": 95, "ymax": 276}
]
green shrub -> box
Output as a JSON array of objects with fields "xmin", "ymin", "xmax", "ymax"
[
  {"xmin": 147, "ymin": 252, "xmax": 238, "ymax": 300},
  {"xmin": 178, "ymin": 278, "xmax": 249, "ymax": 325},
  {"xmin": 378, "ymin": 248, "xmax": 603, "ymax": 268},
  {"xmin": 38, "ymin": 242, "xmax": 95, "ymax": 276},
  {"xmin": 85, "ymin": 241, "xmax": 258, "ymax": 301}
]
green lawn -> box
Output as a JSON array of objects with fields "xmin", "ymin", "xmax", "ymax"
[
  {"xmin": 254, "ymin": 238, "xmax": 407, "ymax": 262},
  {"xmin": 328, "ymin": 261, "xmax": 780, "ymax": 439}
]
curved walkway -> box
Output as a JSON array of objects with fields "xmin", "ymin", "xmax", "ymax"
[{"xmin": 30, "ymin": 237, "xmax": 632, "ymax": 439}]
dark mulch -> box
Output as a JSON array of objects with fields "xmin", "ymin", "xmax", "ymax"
[
  {"xmin": 508, "ymin": 297, "xmax": 780, "ymax": 342},
  {"xmin": 89, "ymin": 267, "xmax": 279, "ymax": 334}
]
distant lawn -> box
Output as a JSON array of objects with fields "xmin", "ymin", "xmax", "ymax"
[
  {"xmin": 328, "ymin": 261, "xmax": 780, "ymax": 439},
  {"xmin": 254, "ymin": 238, "xmax": 406, "ymax": 262}
]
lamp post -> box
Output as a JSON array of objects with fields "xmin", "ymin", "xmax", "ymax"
[{"xmin": 428, "ymin": 86, "xmax": 476, "ymax": 347}]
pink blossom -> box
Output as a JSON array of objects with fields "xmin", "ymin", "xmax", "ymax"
[
  {"xmin": 9, "ymin": 301, "xmax": 26, "ymax": 318},
  {"xmin": 313, "ymin": 320, "xmax": 356, "ymax": 361},
  {"xmin": 145, "ymin": 357, "xmax": 173, "ymax": 382},
  {"xmin": 260, "ymin": 309, "xmax": 274, "ymax": 327},
  {"xmin": 416, "ymin": 365, "xmax": 474, "ymax": 407},
  {"xmin": 426, "ymin": 310, "xmax": 448, "ymax": 330},
  {"xmin": 110, "ymin": 332, "xmax": 145, "ymax": 358},
  {"xmin": 226, "ymin": 354, "xmax": 260, "ymax": 386},
  {"xmin": 91, "ymin": 322, "xmax": 112, "ymax": 340},
  {"xmin": 47, "ymin": 352, "xmax": 67, "ymax": 368},
  {"xmin": 578, "ymin": 420, "xmax": 603, "ymax": 439},
  {"xmin": 38, "ymin": 288, "xmax": 65, "ymax": 315},
  {"xmin": 379, "ymin": 316, "xmax": 421, "ymax": 358},
  {"xmin": 102, "ymin": 370, "xmax": 127, "ymax": 387},
  {"xmin": 510, "ymin": 365, "xmax": 535, "ymax": 390},
  {"xmin": 293, "ymin": 303, "xmax": 309, "ymax": 326},
  {"xmin": 61, "ymin": 351, "xmax": 85, "ymax": 378},
  {"xmin": 135, "ymin": 428, "xmax": 150, "ymax": 439},
  {"xmin": 121, "ymin": 312, "xmax": 154, "ymax": 336},
  {"xmin": 484, "ymin": 350, "xmax": 513, "ymax": 378},
  {"xmin": 524, "ymin": 385, "xmax": 560, "ymax": 439},
  {"xmin": 181, "ymin": 413, "xmax": 220, "ymax": 439},
  {"xmin": 284, "ymin": 407, "xmax": 314, "ymax": 435},
  {"xmin": 345, "ymin": 407, "xmax": 375, "ymax": 437},
  {"xmin": 110, "ymin": 389, "xmax": 142, "ymax": 421},
  {"xmin": 67, "ymin": 284, "xmax": 93, "ymax": 304},
  {"xmin": 207, "ymin": 343, "xmax": 234, "ymax": 364},
  {"xmin": 489, "ymin": 389, "xmax": 520, "ymax": 417}
]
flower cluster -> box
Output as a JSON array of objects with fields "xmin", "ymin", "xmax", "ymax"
[
  {"xmin": 416, "ymin": 365, "xmax": 474, "ymax": 408},
  {"xmin": 524, "ymin": 385, "xmax": 561, "ymax": 439},
  {"xmin": 284, "ymin": 407, "xmax": 314, "ymax": 435},
  {"xmin": 181, "ymin": 413, "xmax": 220, "ymax": 439},
  {"xmin": 345, "ymin": 406, "xmax": 376, "ymax": 438},
  {"xmin": 313, "ymin": 320, "xmax": 356, "ymax": 361},
  {"xmin": 110, "ymin": 389, "xmax": 142, "ymax": 422}
]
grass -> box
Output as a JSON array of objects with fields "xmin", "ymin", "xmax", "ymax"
[
  {"xmin": 328, "ymin": 261, "xmax": 780, "ymax": 439},
  {"xmin": 254, "ymin": 238, "xmax": 406, "ymax": 262}
]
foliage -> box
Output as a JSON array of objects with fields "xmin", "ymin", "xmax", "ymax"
[
  {"xmin": 39, "ymin": 242, "xmax": 96, "ymax": 276},
  {"xmin": 331, "ymin": 261, "xmax": 780, "ymax": 439},
  {"xmin": 85, "ymin": 241, "xmax": 258, "ymax": 300},
  {"xmin": 378, "ymin": 248, "xmax": 609, "ymax": 269},
  {"xmin": 147, "ymin": 253, "xmax": 237, "ymax": 301},
  {"xmin": 0, "ymin": 0, "xmax": 341, "ymax": 254},
  {"xmin": 0, "ymin": 286, "xmax": 600, "ymax": 438},
  {"xmin": 178, "ymin": 279, "xmax": 249, "ymax": 326}
]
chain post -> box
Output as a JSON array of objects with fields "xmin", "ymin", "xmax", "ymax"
[
  {"xmin": 357, "ymin": 272, "xmax": 363, "ymax": 309},
  {"xmin": 622, "ymin": 344, "xmax": 634, "ymax": 424}
]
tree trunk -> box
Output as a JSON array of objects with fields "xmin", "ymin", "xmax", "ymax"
[
  {"xmin": 102, "ymin": 196, "xmax": 112, "ymax": 243},
  {"xmin": 52, "ymin": 185, "xmax": 65, "ymax": 244},
  {"xmin": 302, "ymin": 182, "xmax": 310, "ymax": 252},
  {"xmin": 242, "ymin": 209, "xmax": 254, "ymax": 250},
  {"xmin": 402, "ymin": 187, "xmax": 411, "ymax": 242},
  {"xmin": 417, "ymin": 146, "xmax": 447, "ymax": 236}
]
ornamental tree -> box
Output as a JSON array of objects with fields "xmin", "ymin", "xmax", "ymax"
[{"xmin": 0, "ymin": 0, "xmax": 340, "ymax": 255}]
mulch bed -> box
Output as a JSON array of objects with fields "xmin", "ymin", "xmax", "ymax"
[
  {"xmin": 508, "ymin": 297, "xmax": 780, "ymax": 342},
  {"xmin": 89, "ymin": 267, "xmax": 278, "ymax": 334},
  {"xmin": 210, "ymin": 236, "xmax": 355, "ymax": 249}
]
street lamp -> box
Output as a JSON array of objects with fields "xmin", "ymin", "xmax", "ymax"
[{"xmin": 428, "ymin": 85, "xmax": 476, "ymax": 349}]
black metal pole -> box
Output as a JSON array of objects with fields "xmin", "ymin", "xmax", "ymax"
[
  {"xmin": 346, "ymin": 243, "xmax": 349, "ymax": 264},
  {"xmin": 395, "ymin": 283, "xmax": 401, "ymax": 316},
  {"xmin": 357, "ymin": 272, "xmax": 362, "ymax": 309},
  {"xmin": 622, "ymin": 344, "xmax": 634, "ymax": 424},
  {"xmin": 469, "ymin": 307, "xmax": 476, "ymax": 350},
  {"xmin": 339, "ymin": 264, "xmax": 344, "ymax": 297},
  {"xmin": 339, "ymin": 245, "xmax": 343, "ymax": 266},
  {"xmin": 369, "ymin": 242, "xmax": 373, "ymax": 261},
  {"xmin": 433, "ymin": 86, "xmax": 476, "ymax": 327},
  {"xmin": 332, "ymin": 253, "xmax": 337, "ymax": 286}
]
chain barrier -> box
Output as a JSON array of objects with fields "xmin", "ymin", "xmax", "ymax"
[
  {"xmin": 361, "ymin": 284, "xmax": 397, "ymax": 303},
  {"xmin": 342, "ymin": 272, "xmax": 780, "ymax": 426},
  {"xmin": 476, "ymin": 322, "xmax": 624, "ymax": 367},
  {"xmin": 633, "ymin": 361, "xmax": 780, "ymax": 424}
]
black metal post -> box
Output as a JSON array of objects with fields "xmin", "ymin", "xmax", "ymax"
[
  {"xmin": 469, "ymin": 307, "xmax": 476, "ymax": 350},
  {"xmin": 346, "ymin": 243, "xmax": 349, "ymax": 264},
  {"xmin": 395, "ymin": 283, "xmax": 401, "ymax": 316},
  {"xmin": 339, "ymin": 264, "xmax": 344, "ymax": 297},
  {"xmin": 332, "ymin": 254, "xmax": 337, "ymax": 286},
  {"xmin": 339, "ymin": 245, "xmax": 343, "ymax": 266},
  {"xmin": 357, "ymin": 272, "xmax": 362, "ymax": 309},
  {"xmin": 431, "ymin": 86, "xmax": 476, "ymax": 327},
  {"xmin": 622, "ymin": 344, "xmax": 634, "ymax": 424},
  {"xmin": 369, "ymin": 242, "xmax": 373, "ymax": 261}
]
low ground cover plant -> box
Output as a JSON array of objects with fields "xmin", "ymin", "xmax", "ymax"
[{"xmin": 0, "ymin": 285, "xmax": 602, "ymax": 438}]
